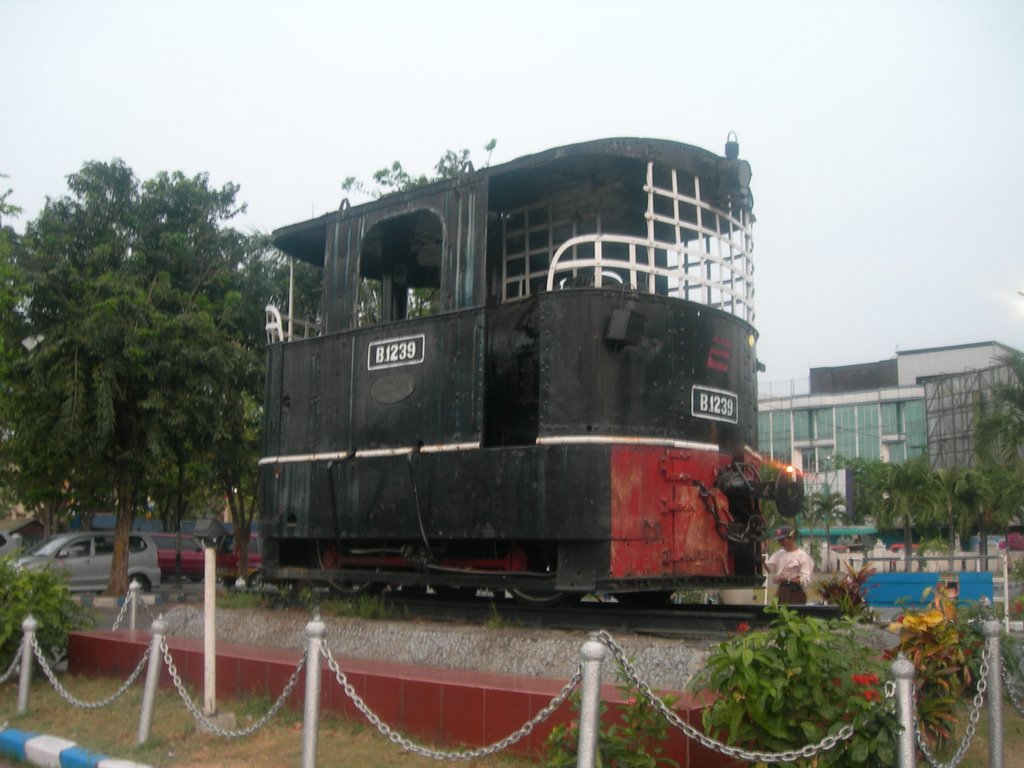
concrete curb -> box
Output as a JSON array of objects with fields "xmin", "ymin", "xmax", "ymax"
[
  {"xmin": 0, "ymin": 726, "xmax": 152, "ymax": 768},
  {"xmin": 71, "ymin": 594, "xmax": 163, "ymax": 609}
]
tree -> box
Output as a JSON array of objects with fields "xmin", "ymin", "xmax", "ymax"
[
  {"xmin": 4, "ymin": 160, "xmax": 256, "ymax": 594},
  {"xmin": 808, "ymin": 489, "xmax": 845, "ymax": 572},
  {"xmin": 342, "ymin": 139, "xmax": 497, "ymax": 199},
  {"xmin": 873, "ymin": 457, "xmax": 937, "ymax": 571},
  {"xmin": 977, "ymin": 350, "xmax": 1024, "ymax": 470},
  {"xmin": 934, "ymin": 466, "xmax": 985, "ymax": 569}
]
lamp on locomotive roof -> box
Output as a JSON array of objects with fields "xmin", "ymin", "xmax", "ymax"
[{"xmin": 195, "ymin": 516, "xmax": 228, "ymax": 716}]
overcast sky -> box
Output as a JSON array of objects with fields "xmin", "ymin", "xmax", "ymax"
[{"xmin": 3, "ymin": 0, "xmax": 1022, "ymax": 385}]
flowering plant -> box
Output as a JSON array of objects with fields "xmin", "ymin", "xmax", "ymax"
[
  {"xmin": 691, "ymin": 607, "xmax": 900, "ymax": 767},
  {"xmin": 885, "ymin": 586, "xmax": 984, "ymax": 755},
  {"xmin": 999, "ymin": 531, "xmax": 1024, "ymax": 551},
  {"xmin": 817, "ymin": 562, "xmax": 878, "ymax": 622}
]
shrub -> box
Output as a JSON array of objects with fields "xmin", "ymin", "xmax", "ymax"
[
  {"xmin": 0, "ymin": 556, "xmax": 94, "ymax": 669},
  {"xmin": 691, "ymin": 608, "xmax": 901, "ymax": 767},
  {"xmin": 817, "ymin": 562, "xmax": 878, "ymax": 622},
  {"xmin": 546, "ymin": 676, "xmax": 679, "ymax": 768},
  {"xmin": 999, "ymin": 532, "xmax": 1024, "ymax": 551},
  {"xmin": 885, "ymin": 587, "xmax": 984, "ymax": 756}
]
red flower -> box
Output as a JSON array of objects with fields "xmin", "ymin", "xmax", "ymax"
[
  {"xmin": 736, "ymin": 622, "xmax": 750, "ymax": 634},
  {"xmin": 852, "ymin": 673, "xmax": 879, "ymax": 687},
  {"xmin": 861, "ymin": 689, "xmax": 881, "ymax": 702}
]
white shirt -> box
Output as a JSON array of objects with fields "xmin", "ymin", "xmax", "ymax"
[{"xmin": 766, "ymin": 546, "xmax": 814, "ymax": 587}]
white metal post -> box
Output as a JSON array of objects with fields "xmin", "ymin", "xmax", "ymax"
[
  {"xmin": 1002, "ymin": 553, "xmax": 1010, "ymax": 633},
  {"xmin": 129, "ymin": 580, "xmax": 140, "ymax": 631},
  {"xmin": 16, "ymin": 615, "xmax": 37, "ymax": 715},
  {"xmin": 892, "ymin": 655, "xmax": 916, "ymax": 768},
  {"xmin": 301, "ymin": 616, "xmax": 327, "ymax": 768},
  {"xmin": 984, "ymin": 620, "xmax": 1004, "ymax": 768},
  {"xmin": 137, "ymin": 616, "xmax": 167, "ymax": 745},
  {"xmin": 204, "ymin": 544, "xmax": 217, "ymax": 715},
  {"xmin": 576, "ymin": 640, "xmax": 606, "ymax": 768}
]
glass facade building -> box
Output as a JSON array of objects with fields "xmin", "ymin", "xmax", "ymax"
[{"xmin": 756, "ymin": 342, "xmax": 1015, "ymax": 497}]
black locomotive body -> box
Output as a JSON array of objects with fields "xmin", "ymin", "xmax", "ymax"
[{"xmin": 260, "ymin": 137, "xmax": 767, "ymax": 600}]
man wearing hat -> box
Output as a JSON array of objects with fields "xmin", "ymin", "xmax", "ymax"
[{"xmin": 766, "ymin": 525, "xmax": 814, "ymax": 605}]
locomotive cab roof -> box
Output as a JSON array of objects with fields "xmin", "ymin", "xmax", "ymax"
[{"xmin": 272, "ymin": 137, "xmax": 753, "ymax": 269}]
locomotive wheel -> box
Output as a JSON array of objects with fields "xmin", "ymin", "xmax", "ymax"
[
  {"xmin": 317, "ymin": 542, "xmax": 381, "ymax": 596},
  {"xmin": 326, "ymin": 578, "xmax": 379, "ymax": 597},
  {"xmin": 511, "ymin": 588, "xmax": 568, "ymax": 607}
]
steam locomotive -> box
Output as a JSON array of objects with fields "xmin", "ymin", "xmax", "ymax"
[{"xmin": 259, "ymin": 136, "xmax": 785, "ymax": 604}]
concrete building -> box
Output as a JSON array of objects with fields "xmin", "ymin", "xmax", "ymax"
[{"xmin": 756, "ymin": 341, "xmax": 1019, "ymax": 499}]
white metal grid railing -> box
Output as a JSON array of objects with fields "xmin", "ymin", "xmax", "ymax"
[{"xmin": 499, "ymin": 162, "xmax": 755, "ymax": 322}]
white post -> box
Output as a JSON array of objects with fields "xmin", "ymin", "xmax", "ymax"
[
  {"xmin": 137, "ymin": 615, "xmax": 167, "ymax": 745},
  {"xmin": 301, "ymin": 616, "xmax": 327, "ymax": 768},
  {"xmin": 576, "ymin": 640, "xmax": 606, "ymax": 768},
  {"xmin": 984, "ymin": 620, "xmax": 1004, "ymax": 768},
  {"xmin": 16, "ymin": 615, "xmax": 37, "ymax": 715},
  {"xmin": 204, "ymin": 543, "xmax": 217, "ymax": 715},
  {"xmin": 892, "ymin": 655, "xmax": 916, "ymax": 768},
  {"xmin": 129, "ymin": 580, "xmax": 141, "ymax": 631},
  {"xmin": 1003, "ymin": 552, "xmax": 1010, "ymax": 633}
]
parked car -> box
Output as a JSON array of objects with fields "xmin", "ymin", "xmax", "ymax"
[
  {"xmin": 17, "ymin": 531, "xmax": 161, "ymax": 592},
  {"xmin": 216, "ymin": 534, "xmax": 262, "ymax": 588},
  {"xmin": 150, "ymin": 532, "xmax": 206, "ymax": 581},
  {"xmin": 0, "ymin": 531, "xmax": 24, "ymax": 558}
]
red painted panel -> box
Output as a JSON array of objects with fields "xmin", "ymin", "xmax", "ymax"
[{"xmin": 609, "ymin": 446, "xmax": 733, "ymax": 579}]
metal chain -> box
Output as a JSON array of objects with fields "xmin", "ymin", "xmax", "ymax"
[
  {"xmin": 29, "ymin": 634, "xmax": 149, "ymax": 709},
  {"xmin": 593, "ymin": 630, "xmax": 857, "ymax": 764},
  {"xmin": 0, "ymin": 653, "xmax": 20, "ymax": 685},
  {"xmin": 1002, "ymin": 665, "xmax": 1024, "ymax": 717},
  {"xmin": 915, "ymin": 642, "xmax": 990, "ymax": 768},
  {"xmin": 109, "ymin": 590, "xmax": 134, "ymax": 631},
  {"xmin": 321, "ymin": 643, "xmax": 582, "ymax": 761},
  {"xmin": 160, "ymin": 637, "xmax": 306, "ymax": 738}
]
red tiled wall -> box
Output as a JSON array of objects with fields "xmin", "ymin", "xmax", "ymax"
[{"xmin": 67, "ymin": 630, "xmax": 745, "ymax": 767}]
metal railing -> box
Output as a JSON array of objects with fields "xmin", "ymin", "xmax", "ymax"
[{"xmin": 3, "ymin": 587, "xmax": 1020, "ymax": 767}]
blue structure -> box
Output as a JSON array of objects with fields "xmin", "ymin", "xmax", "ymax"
[{"xmin": 864, "ymin": 572, "xmax": 993, "ymax": 609}]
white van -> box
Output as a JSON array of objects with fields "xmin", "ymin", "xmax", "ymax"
[{"xmin": 18, "ymin": 531, "xmax": 162, "ymax": 592}]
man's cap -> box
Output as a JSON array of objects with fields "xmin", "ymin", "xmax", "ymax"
[{"xmin": 774, "ymin": 525, "xmax": 796, "ymax": 541}]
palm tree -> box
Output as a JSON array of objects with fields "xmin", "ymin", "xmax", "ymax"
[
  {"xmin": 977, "ymin": 350, "xmax": 1024, "ymax": 469},
  {"xmin": 876, "ymin": 456, "xmax": 937, "ymax": 572},
  {"xmin": 935, "ymin": 466, "xmax": 985, "ymax": 570},
  {"xmin": 809, "ymin": 489, "xmax": 845, "ymax": 572}
]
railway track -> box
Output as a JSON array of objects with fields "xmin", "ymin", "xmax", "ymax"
[{"xmin": 358, "ymin": 591, "xmax": 841, "ymax": 638}]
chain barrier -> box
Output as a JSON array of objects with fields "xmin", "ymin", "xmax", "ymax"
[
  {"xmin": 321, "ymin": 643, "xmax": 582, "ymax": 761},
  {"xmin": 160, "ymin": 637, "xmax": 306, "ymax": 738},
  {"xmin": 29, "ymin": 633, "xmax": 149, "ymax": 709},
  {"xmin": 914, "ymin": 643, "xmax": 990, "ymax": 768},
  {"xmin": 593, "ymin": 630, "xmax": 858, "ymax": 765},
  {"xmin": 1003, "ymin": 665, "xmax": 1024, "ymax": 717},
  {"xmin": 0, "ymin": 652, "xmax": 20, "ymax": 685},
  {"xmin": 109, "ymin": 589, "xmax": 134, "ymax": 631}
]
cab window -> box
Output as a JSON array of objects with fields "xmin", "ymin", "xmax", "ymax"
[{"xmin": 357, "ymin": 210, "xmax": 443, "ymax": 327}]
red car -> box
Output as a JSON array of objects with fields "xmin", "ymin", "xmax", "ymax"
[
  {"xmin": 151, "ymin": 532, "xmax": 205, "ymax": 581},
  {"xmin": 216, "ymin": 534, "xmax": 263, "ymax": 588}
]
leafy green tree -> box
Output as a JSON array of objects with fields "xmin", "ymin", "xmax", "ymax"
[
  {"xmin": 934, "ymin": 466, "xmax": 985, "ymax": 567},
  {"xmin": 4, "ymin": 160, "xmax": 257, "ymax": 594},
  {"xmin": 872, "ymin": 456, "xmax": 937, "ymax": 570},
  {"xmin": 977, "ymin": 350, "xmax": 1024, "ymax": 470},
  {"xmin": 342, "ymin": 139, "xmax": 497, "ymax": 198}
]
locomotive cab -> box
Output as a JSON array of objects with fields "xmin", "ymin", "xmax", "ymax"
[{"xmin": 261, "ymin": 137, "xmax": 767, "ymax": 602}]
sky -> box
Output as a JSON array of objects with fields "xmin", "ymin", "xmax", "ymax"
[{"xmin": 3, "ymin": 0, "xmax": 1023, "ymax": 387}]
